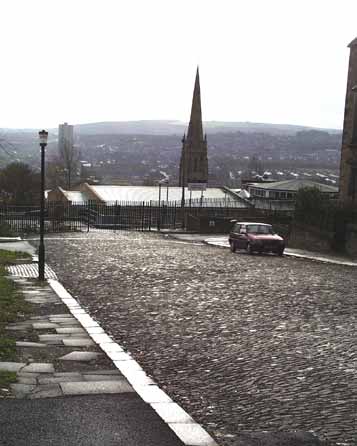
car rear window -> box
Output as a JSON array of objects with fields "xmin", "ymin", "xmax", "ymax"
[{"xmin": 246, "ymin": 225, "xmax": 273, "ymax": 234}]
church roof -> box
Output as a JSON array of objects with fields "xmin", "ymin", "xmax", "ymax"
[{"xmin": 348, "ymin": 37, "xmax": 357, "ymax": 48}]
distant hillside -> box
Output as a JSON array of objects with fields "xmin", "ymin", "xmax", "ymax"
[{"xmin": 72, "ymin": 120, "xmax": 341, "ymax": 136}]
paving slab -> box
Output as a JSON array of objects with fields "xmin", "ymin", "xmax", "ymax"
[
  {"xmin": 74, "ymin": 369, "xmax": 121, "ymax": 375},
  {"xmin": 38, "ymin": 376, "xmax": 84, "ymax": 384},
  {"xmin": 59, "ymin": 351, "xmax": 103, "ymax": 362},
  {"xmin": 60, "ymin": 380, "xmax": 134, "ymax": 395},
  {"xmin": 29, "ymin": 384, "xmax": 63, "ymax": 399},
  {"xmin": 17, "ymin": 372, "xmax": 41, "ymax": 379},
  {"xmin": 56, "ymin": 327, "xmax": 86, "ymax": 334},
  {"xmin": 32, "ymin": 322, "xmax": 59, "ymax": 329},
  {"xmin": 83, "ymin": 374, "xmax": 124, "ymax": 382},
  {"xmin": 38, "ymin": 334, "xmax": 70, "ymax": 342},
  {"xmin": 6, "ymin": 324, "xmax": 32, "ymax": 330},
  {"xmin": 16, "ymin": 342, "xmax": 48, "ymax": 348},
  {"xmin": 56, "ymin": 321, "xmax": 81, "ymax": 326},
  {"xmin": 62, "ymin": 338, "xmax": 95, "ymax": 347},
  {"xmin": 21, "ymin": 363, "xmax": 55, "ymax": 374},
  {"xmin": 53, "ymin": 372, "xmax": 83, "ymax": 378},
  {"xmin": 17, "ymin": 377, "xmax": 38, "ymax": 385},
  {"xmin": 48, "ymin": 318, "xmax": 77, "ymax": 324},
  {"xmin": 10, "ymin": 383, "xmax": 36, "ymax": 398},
  {"xmin": 0, "ymin": 362, "xmax": 26, "ymax": 372}
]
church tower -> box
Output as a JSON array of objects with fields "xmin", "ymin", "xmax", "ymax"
[
  {"xmin": 179, "ymin": 68, "xmax": 208, "ymax": 187},
  {"xmin": 339, "ymin": 37, "xmax": 357, "ymax": 203}
]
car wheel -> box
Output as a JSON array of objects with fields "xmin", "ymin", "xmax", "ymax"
[
  {"xmin": 246, "ymin": 243, "xmax": 253, "ymax": 254},
  {"xmin": 230, "ymin": 241, "xmax": 236, "ymax": 252},
  {"xmin": 278, "ymin": 248, "xmax": 284, "ymax": 256}
]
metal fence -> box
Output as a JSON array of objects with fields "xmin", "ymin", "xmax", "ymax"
[{"xmin": 0, "ymin": 200, "xmax": 292, "ymax": 234}]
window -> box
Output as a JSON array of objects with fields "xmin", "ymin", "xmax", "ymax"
[{"xmin": 233, "ymin": 224, "xmax": 240, "ymax": 233}]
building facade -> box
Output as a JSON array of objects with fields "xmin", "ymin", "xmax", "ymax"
[
  {"xmin": 179, "ymin": 68, "xmax": 208, "ymax": 187},
  {"xmin": 58, "ymin": 122, "xmax": 74, "ymax": 158},
  {"xmin": 339, "ymin": 37, "xmax": 357, "ymax": 203}
]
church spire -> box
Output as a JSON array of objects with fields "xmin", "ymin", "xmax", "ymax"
[
  {"xmin": 187, "ymin": 67, "xmax": 204, "ymax": 143},
  {"xmin": 179, "ymin": 67, "xmax": 208, "ymax": 188}
]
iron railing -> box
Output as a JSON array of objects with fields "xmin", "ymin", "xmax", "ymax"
[{"xmin": 0, "ymin": 200, "xmax": 292, "ymax": 234}]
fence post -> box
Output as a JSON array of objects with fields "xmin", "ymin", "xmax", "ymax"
[
  {"xmin": 157, "ymin": 200, "xmax": 161, "ymax": 232},
  {"xmin": 141, "ymin": 201, "xmax": 145, "ymax": 231},
  {"xmin": 87, "ymin": 201, "xmax": 90, "ymax": 232},
  {"xmin": 173, "ymin": 202, "xmax": 177, "ymax": 229},
  {"xmin": 148, "ymin": 201, "xmax": 152, "ymax": 231}
]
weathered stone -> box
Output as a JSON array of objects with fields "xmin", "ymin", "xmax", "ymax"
[
  {"xmin": 29, "ymin": 384, "xmax": 63, "ymax": 399},
  {"xmin": 62, "ymin": 338, "xmax": 95, "ymax": 347},
  {"xmin": 60, "ymin": 381, "xmax": 133, "ymax": 395},
  {"xmin": 55, "ymin": 327, "xmax": 86, "ymax": 334},
  {"xmin": 16, "ymin": 342, "xmax": 47, "ymax": 348},
  {"xmin": 10, "ymin": 383, "xmax": 36, "ymax": 398},
  {"xmin": 59, "ymin": 352, "xmax": 103, "ymax": 362},
  {"xmin": 20, "ymin": 363, "xmax": 55, "ymax": 374},
  {"xmin": 0, "ymin": 362, "xmax": 25, "ymax": 372}
]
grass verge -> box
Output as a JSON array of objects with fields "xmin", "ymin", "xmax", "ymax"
[
  {"xmin": 0, "ymin": 249, "xmax": 32, "ymax": 363},
  {"xmin": 0, "ymin": 371, "xmax": 17, "ymax": 387}
]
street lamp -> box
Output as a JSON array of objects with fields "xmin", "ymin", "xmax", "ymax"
[{"xmin": 38, "ymin": 130, "xmax": 48, "ymax": 281}]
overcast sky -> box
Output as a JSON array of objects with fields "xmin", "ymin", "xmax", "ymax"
[{"xmin": 1, "ymin": 0, "xmax": 357, "ymax": 130}]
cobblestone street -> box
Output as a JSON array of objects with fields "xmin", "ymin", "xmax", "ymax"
[{"xmin": 43, "ymin": 231, "xmax": 357, "ymax": 445}]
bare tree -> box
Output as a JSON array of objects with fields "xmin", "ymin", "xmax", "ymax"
[{"xmin": 58, "ymin": 137, "xmax": 80, "ymax": 189}]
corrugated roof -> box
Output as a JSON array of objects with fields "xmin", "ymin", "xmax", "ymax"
[
  {"xmin": 63, "ymin": 191, "xmax": 88, "ymax": 202},
  {"xmin": 248, "ymin": 179, "xmax": 338, "ymax": 193},
  {"xmin": 90, "ymin": 186, "xmax": 233, "ymax": 203}
]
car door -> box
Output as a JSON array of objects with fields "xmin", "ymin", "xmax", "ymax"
[
  {"xmin": 230, "ymin": 223, "xmax": 240, "ymax": 245},
  {"xmin": 236, "ymin": 224, "xmax": 246, "ymax": 249}
]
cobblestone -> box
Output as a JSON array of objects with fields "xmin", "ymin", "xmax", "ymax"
[{"xmin": 44, "ymin": 231, "xmax": 357, "ymax": 445}]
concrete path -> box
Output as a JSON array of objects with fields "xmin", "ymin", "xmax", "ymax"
[
  {"xmin": 0, "ymin": 238, "xmax": 36, "ymax": 257},
  {"xmin": 1, "ymin": 261, "xmax": 218, "ymax": 446}
]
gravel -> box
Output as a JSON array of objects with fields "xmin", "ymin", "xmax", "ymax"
[{"xmin": 43, "ymin": 231, "xmax": 357, "ymax": 445}]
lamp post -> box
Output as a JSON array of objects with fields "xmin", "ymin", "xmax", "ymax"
[
  {"xmin": 166, "ymin": 181, "xmax": 169, "ymax": 203},
  {"xmin": 38, "ymin": 130, "xmax": 48, "ymax": 281}
]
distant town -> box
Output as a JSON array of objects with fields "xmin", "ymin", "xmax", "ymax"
[{"xmin": 0, "ymin": 120, "xmax": 341, "ymax": 189}]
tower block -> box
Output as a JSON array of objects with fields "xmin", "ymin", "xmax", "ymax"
[
  {"xmin": 179, "ymin": 68, "xmax": 208, "ymax": 187},
  {"xmin": 339, "ymin": 37, "xmax": 357, "ymax": 203}
]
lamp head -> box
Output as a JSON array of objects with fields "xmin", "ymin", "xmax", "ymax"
[{"xmin": 39, "ymin": 130, "xmax": 48, "ymax": 145}]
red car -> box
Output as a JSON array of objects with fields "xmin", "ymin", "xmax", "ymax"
[{"xmin": 229, "ymin": 222, "xmax": 285, "ymax": 255}]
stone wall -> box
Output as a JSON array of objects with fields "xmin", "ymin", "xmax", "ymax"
[
  {"xmin": 288, "ymin": 223, "xmax": 357, "ymax": 258},
  {"xmin": 287, "ymin": 224, "xmax": 334, "ymax": 253},
  {"xmin": 339, "ymin": 38, "xmax": 357, "ymax": 202},
  {"xmin": 345, "ymin": 223, "xmax": 357, "ymax": 257}
]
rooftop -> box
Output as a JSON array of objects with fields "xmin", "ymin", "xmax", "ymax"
[{"xmin": 247, "ymin": 179, "xmax": 338, "ymax": 193}]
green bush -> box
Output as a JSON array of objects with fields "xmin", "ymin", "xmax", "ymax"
[{"xmin": 0, "ymin": 223, "xmax": 14, "ymax": 237}]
